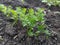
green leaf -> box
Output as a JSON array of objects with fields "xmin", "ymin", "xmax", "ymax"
[
  {"xmin": 27, "ymin": 29, "xmax": 34, "ymax": 36},
  {"xmin": 28, "ymin": 8, "xmax": 34, "ymax": 15},
  {"xmin": 44, "ymin": 30, "xmax": 51, "ymax": 35}
]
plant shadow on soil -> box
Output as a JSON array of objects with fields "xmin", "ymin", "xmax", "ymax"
[{"xmin": 0, "ymin": 0, "xmax": 60, "ymax": 45}]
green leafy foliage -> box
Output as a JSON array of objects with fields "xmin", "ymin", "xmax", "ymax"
[
  {"xmin": 0, "ymin": 4, "xmax": 50, "ymax": 37},
  {"xmin": 16, "ymin": 7, "xmax": 50, "ymax": 36},
  {"xmin": 42, "ymin": 0, "xmax": 60, "ymax": 6},
  {"xmin": 0, "ymin": 4, "xmax": 18, "ymax": 24}
]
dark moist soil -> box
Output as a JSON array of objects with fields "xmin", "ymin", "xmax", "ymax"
[{"xmin": 0, "ymin": 0, "xmax": 60, "ymax": 45}]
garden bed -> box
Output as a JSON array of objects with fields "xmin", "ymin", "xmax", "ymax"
[{"xmin": 0, "ymin": 0, "xmax": 60, "ymax": 45}]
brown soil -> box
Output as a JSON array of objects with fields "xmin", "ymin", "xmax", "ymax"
[{"xmin": 0, "ymin": 0, "xmax": 60, "ymax": 45}]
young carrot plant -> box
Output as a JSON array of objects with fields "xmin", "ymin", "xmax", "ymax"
[
  {"xmin": 16, "ymin": 7, "xmax": 50, "ymax": 36},
  {"xmin": 42, "ymin": 0, "xmax": 60, "ymax": 6},
  {"xmin": 0, "ymin": 4, "xmax": 50, "ymax": 37},
  {"xmin": 0, "ymin": 4, "xmax": 18, "ymax": 24}
]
